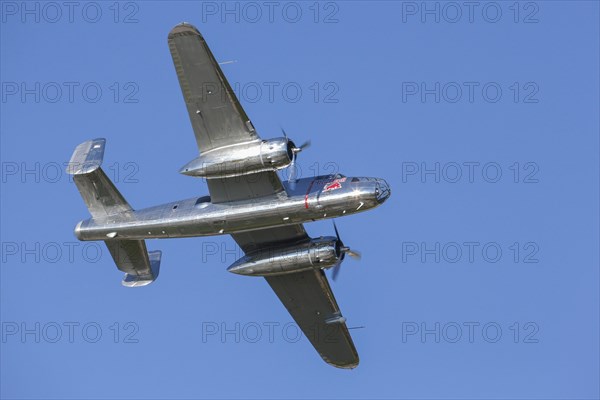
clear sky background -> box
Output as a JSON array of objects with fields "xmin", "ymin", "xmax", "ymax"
[{"xmin": 1, "ymin": 1, "xmax": 599, "ymax": 399}]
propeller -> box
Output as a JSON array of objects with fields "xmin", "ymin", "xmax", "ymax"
[
  {"xmin": 281, "ymin": 128, "xmax": 311, "ymax": 190},
  {"xmin": 331, "ymin": 220, "xmax": 361, "ymax": 281}
]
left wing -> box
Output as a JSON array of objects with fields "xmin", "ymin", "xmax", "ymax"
[
  {"xmin": 264, "ymin": 268, "xmax": 359, "ymax": 368},
  {"xmin": 231, "ymin": 226, "xmax": 360, "ymax": 369},
  {"xmin": 232, "ymin": 224, "xmax": 309, "ymax": 254}
]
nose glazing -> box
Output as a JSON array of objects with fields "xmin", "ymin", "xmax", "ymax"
[{"xmin": 375, "ymin": 179, "xmax": 391, "ymax": 203}]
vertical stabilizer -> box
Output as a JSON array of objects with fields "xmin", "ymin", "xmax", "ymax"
[{"xmin": 67, "ymin": 139, "xmax": 161, "ymax": 286}]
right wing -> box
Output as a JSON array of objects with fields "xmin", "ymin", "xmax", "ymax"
[
  {"xmin": 206, "ymin": 172, "xmax": 286, "ymax": 204},
  {"xmin": 168, "ymin": 23, "xmax": 258, "ymax": 153},
  {"xmin": 168, "ymin": 23, "xmax": 286, "ymax": 204}
]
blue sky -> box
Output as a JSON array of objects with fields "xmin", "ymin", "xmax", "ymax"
[{"xmin": 1, "ymin": 1, "xmax": 599, "ymax": 399}]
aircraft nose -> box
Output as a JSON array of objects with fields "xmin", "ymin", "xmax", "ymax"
[{"xmin": 376, "ymin": 179, "xmax": 391, "ymax": 203}]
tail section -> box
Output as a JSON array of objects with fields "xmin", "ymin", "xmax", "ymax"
[
  {"xmin": 105, "ymin": 241, "xmax": 162, "ymax": 287},
  {"xmin": 66, "ymin": 139, "xmax": 132, "ymax": 218},
  {"xmin": 67, "ymin": 139, "xmax": 161, "ymax": 287}
]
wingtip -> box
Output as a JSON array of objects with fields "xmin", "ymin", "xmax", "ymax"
[
  {"xmin": 168, "ymin": 22, "xmax": 202, "ymax": 38},
  {"xmin": 326, "ymin": 358, "xmax": 360, "ymax": 369},
  {"xmin": 321, "ymin": 352, "xmax": 360, "ymax": 369}
]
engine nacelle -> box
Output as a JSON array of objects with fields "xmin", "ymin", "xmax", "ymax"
[
  {"xmin": 179, "ymin": 137, "xmax": 293, "ymax": 178},
  {"xmin": 227, "ymin": 237, "xmax": 341, "ymax": 277}
]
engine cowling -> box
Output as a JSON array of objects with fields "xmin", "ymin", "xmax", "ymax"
[
  {"xmin": 227, "ymin": 237, "xmax": 341, "ymax": 277},
  {"xmin": 179, "ymin": 137, "xmax": 293, "ymax": 178}
]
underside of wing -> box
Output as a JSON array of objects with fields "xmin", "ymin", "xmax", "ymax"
[
  {"xmin": 230, "ymin": 225, "xmax": 359, "ymax": 368},
  {"xmin": 168, "ymin": 23, "xmax": 258, "ymax": 153},
  {"xmin": 169, "ymin": 23, "xmax": 289, "ymax": 204},
  {"xmin": 207, "ymin": 171, "xmax": 286, "ymax": 203},
  {"xmin": 265, "ymin": 269, "xmax": 359, "ymax": 369},
  {"xmin": 231, "ymin": 224, "xmax": 309, "ymax": 253}
]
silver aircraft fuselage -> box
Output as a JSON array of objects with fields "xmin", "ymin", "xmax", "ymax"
[
  {"xmin": 66, "ymin": 22, "xmax": 393, "ymax": 369},
  {"xmin": 75, "ymin": 175, "xmax": 391, "ymax": 242}
]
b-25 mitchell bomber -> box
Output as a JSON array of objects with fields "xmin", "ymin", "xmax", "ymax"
[{"xmin": 67, "ymin": 23, "xmax": 391, "ymax": 368}]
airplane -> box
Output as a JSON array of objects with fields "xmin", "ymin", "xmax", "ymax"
[{"xmin": 66, "ymin": 22, "xmax": 391, "ymax": 369}]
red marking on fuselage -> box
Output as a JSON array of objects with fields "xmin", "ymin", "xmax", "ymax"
[
  {"xmin": 324, "ymin": 181, "xmax": 341, "ymax": 191},
  {"xmin": 304, "ymin": 179, "xmax": 315, "ymax": 209}
]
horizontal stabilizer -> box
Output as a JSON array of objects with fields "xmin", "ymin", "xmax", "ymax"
[
  {"xmin": 67, "ymin": 139, "xmax": 132, "ymax": 219},
  {"xmin": 68, "ymin": 139, "xmax": 160, "ymax": 286},
  {"xmin": 105, "ymin": 240, "xmax": 161, "ymax": 287}
]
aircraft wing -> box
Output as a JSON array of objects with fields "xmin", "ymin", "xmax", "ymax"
[
  {"xmin": 171, "ymin": 23, "xmax": 358, "ymax": 367},
  {"xmin": 231, "ymin": 227, "xmax": 360, "ymax": 369},
  {"xmin": 232, "ymin": 224, "xmax": 309, "ymax": 254},
  {"xmin": 205, "ymin": 173, "xmax": 286, "ymax": 204},
  {"xmin": 168, "ymin": 23, "xmax": 285, "ymax": 203},
  {"xmin": 168, "ymin": 23, "xmax": 258, "ymax": 152}
]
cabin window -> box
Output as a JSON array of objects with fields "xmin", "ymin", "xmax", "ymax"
[{"xmin": 195, "ymin": 196, "xmax": 211, "ymax": 209}]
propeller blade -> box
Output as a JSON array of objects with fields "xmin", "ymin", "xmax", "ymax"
[
  {"xmin": 280, "ymin": 127, "xmax": 310, "ymax": 191},
  {"xmin": 289, "ymin": 153, "xmax": 298, "ymax": 190},
  {"xmin": 330, "ymin": 220, "xmax": 361, "ymax": 282},
  {"xmin": 298, "ymin": 140, "xmax": 311, "ymax": 151},
  {"xmin": 332, "ymin": 220, "xmax": 341, "ymax": 242},
  {"xmin": 332, "ymin": 262, "xmax": 342, "ymax": 281},
  {"xmin": 347, "ymin": 249, "xmax": 362, "ymax": 260}
]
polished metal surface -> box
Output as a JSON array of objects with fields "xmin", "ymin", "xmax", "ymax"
[
  {"xmin": 179, "ymin": 137, "xmax": 293, "ymax": 178},
  {"xmin": 74, "ymin": 174, "xmax": 388, "ymax": 241},
  {"xmin": 227, "ymin": 237, "xmax": 340, "ymax": 276},
  {"xmin": 168, "ymin": 23, "xmax": 258, "ymax": 152},
  {"xmin": 66, "ymin": 138, "xmax": 105, "ymax": 175},
  {"xmin": 68, "ymin": 22, "xmax": 392, "ymax": 369}
]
